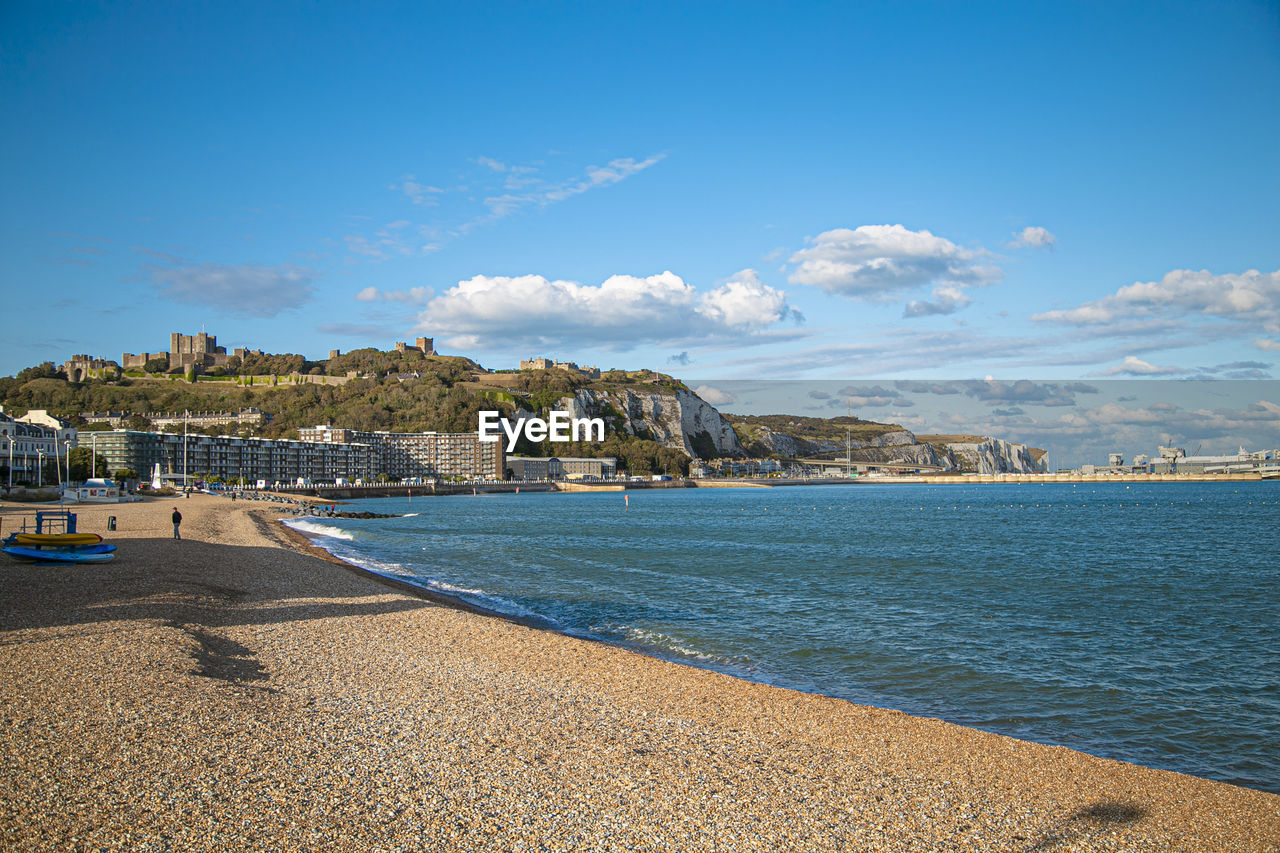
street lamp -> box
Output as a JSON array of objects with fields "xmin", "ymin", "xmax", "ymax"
[
  {"xmin": 63, "ymin": 438, "xmax": 74, "ymax": 492},
  {"xmin": 37, "ymin": 450, "xmax": 44, "ymax": 488},
  {"xmin": 6, "ymin": 435, "xmax": 13, "ymax": 491}
]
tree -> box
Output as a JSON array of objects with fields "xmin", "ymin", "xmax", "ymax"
[
  {"xmin": 114, "ymin": 468, "xmax": 138, "ymax": 484},
  {"xmin": 124, "ymin": 414, "xmax": 152, "ymax": 431},
  {"xmin": 144, "ymin": 358, "xmax": 168, "ymax": 373},
  {"xmin": 15, "ymin": 362, "xmax": 61, "ymax": 383},
  {"xmin": 67, "ymin": 447, "xmax": 110, "ymax": 482}
]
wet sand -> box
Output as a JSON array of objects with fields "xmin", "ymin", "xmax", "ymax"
[{"xmin": 2, "ymin": 494, "xmax": 1277, "ymax": 851}]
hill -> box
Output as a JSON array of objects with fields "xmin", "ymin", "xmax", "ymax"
[
  {"xmin": 2, "ymin": 354, "xmax": 1047, "ymax": 475},
  {"xmin": 0, "ymin": 356, "xmax": 734, "ymax": 477}
]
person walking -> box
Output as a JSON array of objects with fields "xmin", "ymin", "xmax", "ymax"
[{"xmin": 171, "ymin": 507, "xmax": 182, "ymax": 540}]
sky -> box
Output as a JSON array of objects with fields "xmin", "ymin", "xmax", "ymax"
[{"xmin": 2, "ymin": 1, "xmax": 1278, "ymax": 463}]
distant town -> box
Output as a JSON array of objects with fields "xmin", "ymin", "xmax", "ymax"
[{"xmin": 2, "ymin": 330, "xmax": 1277, "ymax": 496}]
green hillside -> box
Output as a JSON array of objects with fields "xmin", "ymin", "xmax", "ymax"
[{"xmin": 0, "ymin": 357, "xmax": 695, "ymax": 476}]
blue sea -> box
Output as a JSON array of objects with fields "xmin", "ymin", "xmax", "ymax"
[{"xmin": 283, "ymin": 482, "xmax": 1280, "ymax": 793}]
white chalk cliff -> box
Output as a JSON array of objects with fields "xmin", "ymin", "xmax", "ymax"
[{"xmin": 557, "ymin": 387, "xmax": 744, "ymax": 458}]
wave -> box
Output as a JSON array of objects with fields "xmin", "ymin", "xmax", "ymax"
[
  {"xmin": 427, "ymin": 578, "xmax": 488, "ymax": 597},
  {"xmin": 280, "ymin": 517, "xmax": 551, "ymax": 626},
  {"xmin": 281, "ymin": 517, "xmax": 355, "ymax": 541},
  {"xmin": 593, "ymin": 622, "xmax": 747, "ymax": 668}
]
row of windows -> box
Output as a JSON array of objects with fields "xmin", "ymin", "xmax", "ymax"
[{"xmin": 91, "ymin": 430, "xmax": 503, "ymax": 481}]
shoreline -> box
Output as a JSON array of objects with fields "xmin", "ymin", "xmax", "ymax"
[
  {"xmin": 2, "ymin": 495, "xmax": 1278, "ymax": 849},
  {"xmin": 272, "ymin": 514, "xmax": 565, "ymax": 634},
  {"xmin": 278, "ymin": 497, "xmax": 1277, "ymax": 795},
  {"xmin": 263, "ymin": 472, "xmax": 1276, "ymax": 502}
]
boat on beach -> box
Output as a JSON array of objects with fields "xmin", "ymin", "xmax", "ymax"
[
  {"xmin": 2, "ymin": 543, "xmax": 116, "ymax": 563},
  {"xmin": 2, "ymin": 511, "xmax": 115, "ymax": 563},
  {"xmin": 10, "ymin": 532, "xmax": 102, "ymax": 547}
]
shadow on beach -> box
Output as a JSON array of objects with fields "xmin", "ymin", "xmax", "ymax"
[
  {"xmin": 1024, "ymin": 800, "xmax": 1148, "ymax": 851},
  {"xmin": 0, "ymin": 536, "xmax": 433, "ymax": 688},
  {"xmin": 0, "ymin": 539, "xmax": 431, "ymax": 633}
]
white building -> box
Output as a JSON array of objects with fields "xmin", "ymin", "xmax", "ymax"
[{"xmin": 1, "ymin": 408, "xmax": 74, "ymax": 487}]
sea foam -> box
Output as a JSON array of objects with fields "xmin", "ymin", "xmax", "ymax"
[{"xmin": 281, "ymin": 517, "xmax": 355, "ymax": 541}]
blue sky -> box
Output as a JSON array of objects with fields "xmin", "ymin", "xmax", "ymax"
[{"xmin": 2, "ymin": 1, "xmax": 1278, "ymax": 459}]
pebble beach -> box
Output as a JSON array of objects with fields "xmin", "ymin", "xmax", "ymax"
[{"xmin": 2, "ymin": 494, "xmax": 1277, "ymax": 851}]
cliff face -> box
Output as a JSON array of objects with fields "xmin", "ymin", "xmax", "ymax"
[
  {"xmin": 847, "ymin": 435, "xmax": 1045, "ymax": 474},
  {"xmin": 742, "ymin": 422, "xmax": 1045, "ymax": 474},
  {"xmin": 543, "ymin": 386, "xmax": 1042, "ymax": 471},
  {"xmin": 745, "ymin": 426, "xmax": 918, "ymax": 458},
  {"xmin": 742, "ymin": 425, "xmax": 833, "ymax": 458},
  {"xmin": 940, "ymin": 438, "xmax": 1047, "ymax": 474},
  {"xmin": 846, "ymin": 442, "xmax": 951, "ymax": 469},
  {"xmin": 557, "ymin": 387, "xmax": 744, "ymax": 458}
]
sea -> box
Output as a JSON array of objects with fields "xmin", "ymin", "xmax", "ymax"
[{"xmin": 282, "ymin": 481, "xmax": 1280, "ymax": 794}]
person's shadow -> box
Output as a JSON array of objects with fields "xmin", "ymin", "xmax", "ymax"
[
  {"xmin": 1025, "ymin": 801, "xmax": 1146, "ymax": 850},
  {"xmin": 0, "ymin": 537, "xmax": 434, "ymax": 691}
]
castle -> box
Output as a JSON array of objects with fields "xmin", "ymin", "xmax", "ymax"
[
  {"xmin": 62, "ymin": 331, "xmax": 440, "ymax": 382},
  {"xmin": 519, "ymin": 356, "xmax": 601, "ymax": 379},
  {"xmin": 394, "ymin": 337, "xmax": 436, "ymax": 356},
  {"xmin": 120, "ymin": 332, "xmax": 261, "ymax": 373}
]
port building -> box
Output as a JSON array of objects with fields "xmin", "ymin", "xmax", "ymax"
[{"xmin": 506, "ymin": 456, "xmax": 617, "ymax": 480}]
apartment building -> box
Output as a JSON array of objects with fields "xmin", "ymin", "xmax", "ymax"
[
  {"xmin": 88, "ymin": 430, "xmax": 377, "ymax": 485},
  {"xmin": 299, "ymin": 426, "xmax": 505, "ymax": 481}
]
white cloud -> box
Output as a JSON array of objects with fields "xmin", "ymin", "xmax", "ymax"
[
  {"xmin": 693, "ymin": 385, "xmax": 737, "ymax": 406},
  {"xmin": 1193, "ymin": 360, "xmax": 1272, "ymax": 379},
  {"xmin": 396, "ymin": 178, "xmax": 443, "ymax": 206},
  {"xmin": 838, "ymin": 384, "xmax": 901, "ymax": 398},
  {"xmin": 1009, "ymin": 226, "xmax": 1057, "ymax": 249},
  {"xmin": 698, "ymin": 270, "xmax": 788, "ymax": 330},
  {"xmin": 788, "ymin": 225, "xmax": 1001, "ymax": 298},
  {"xmin": 346, "ymin": 221, "xmax": 442, "ymax": 261},
  {"xmin": 702, "ymin": 327, "xmax": 1041, "ymax": 377},
  {"xmin": 526, "ymin": 155, "xmax": 666, "ymax": 207},
  {"xmin": 453, "ymin": 154, "xmax": 666, "ymax": 237},
  {"xmin": 1033, "ymin": 268, "xmax": 1280, "ymax": 329},
  {"xmin": 355, "ymin": 286, "xmax": 433, "ymax": 304},
  {"xmin": 351, "ymin": 154, "xmax": 666, "ymax": 262},
  {"xmin": 148, "ymin": 262, "xmax": 315, "ymax": 317},
  {"xmin": 418, "ymin": 269, "xmax": 789, "ymax": 349},
  {"xmin": 1098, "ymin": 356, "xmax": 1184, "ymax": 376},
  {"xmin": 904, "ymin": 285, "xmax": 973, "ymax": 317},
  {"xmin": 833, "ymin": 395, "xmax": 908, "ymax": 408},
  {"xmin": 1036, "ymin": 399, "xmax": 1280, "ymax": 444},
  {"xmin": 1254, "ymin": 338, "xmax": 1280, "ymax": 351},
  {"xmin": 963, "ymin": 379, "xmax": 1089, "ymax": 406}
]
